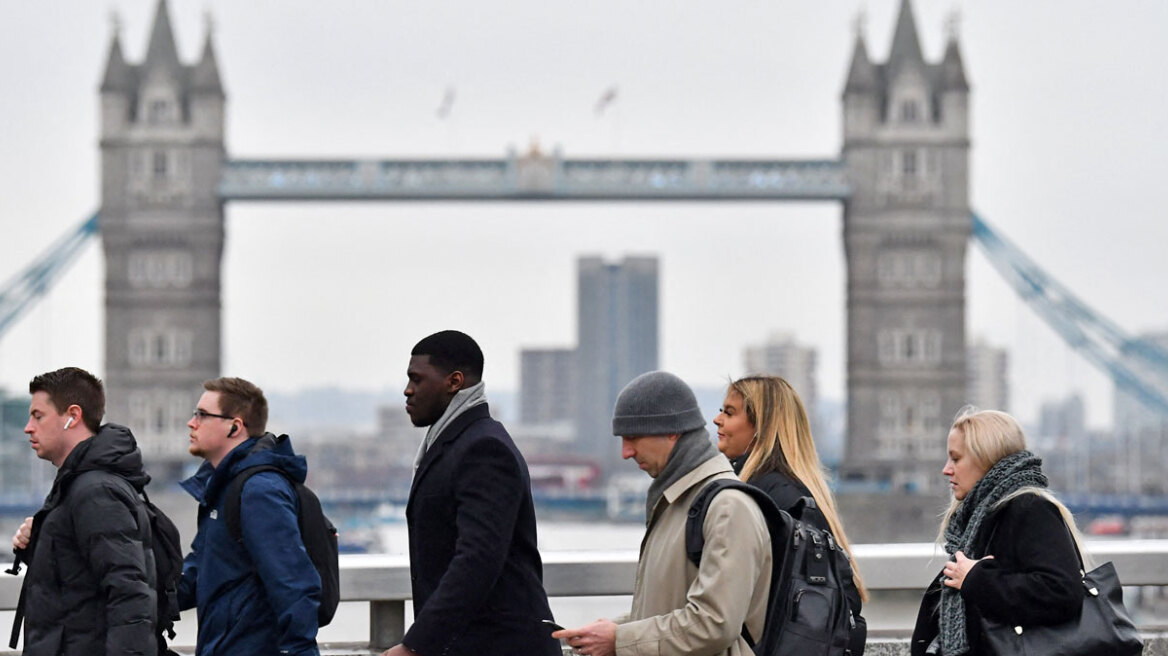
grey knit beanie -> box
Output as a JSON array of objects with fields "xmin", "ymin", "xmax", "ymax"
[{"xmin": 611, "ymin": 371, "xmax": 706, "ymax": 436}]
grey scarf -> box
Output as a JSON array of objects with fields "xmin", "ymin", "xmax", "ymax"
[
  {"xmin": 939, "ymin": 450, "xmax": 1047, "ymax": 656},
  {"xmin": 412, "ymin": 382, "xmax": 487, "ymax": 472},
  {"xmin": 645, "ymin": 427, "xmax": 720, "ymax": 523}
]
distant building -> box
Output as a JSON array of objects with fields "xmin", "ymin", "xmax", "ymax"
[
  {"xmin": 575, "ymin": 255, "xmax": 659, "ymax": 475},
  {"xmin": 1037, "ymin": 393, "xmax": 1088, "ymax": 492},
  {"xmin": 1113, "ymin": 331, "xmax": 1168, "ymax": 435},
  {"xmin": 0, "ymin": 390, "xmax": 54, "ymax": 502},
  {"xmin": 742, "ymin": 332, "xmax": 819, "ymax": 434},
  {"xmin": 519, "ymin": 348, "xmax": 577, "ymax": 424},
  {"xmin": 967, "ymin": 338, "xmax": 1009, "ymax": 411},
  {"xmin": 1112, "ymin": 330, "xmax": 1168, "ymax": 496},
  {"xmin": 1039, "ymin": 393, "xmax": 1086, "ymax": 442},
  {"xmin": 377, "ymin": 403, "xmax": 423, "ymax": 469}
]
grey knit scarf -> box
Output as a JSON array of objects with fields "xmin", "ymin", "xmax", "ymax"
[
  {"xmin": 939, "ymin": 450, "xmax": 1047, "ymax": 656},
  {"xmin": 644, "ymin": 427, "xmax": 720, "ymax": 523},
  {"xmin": 412, "ymin": 382, "xmax": 487, "ymax": 473}
]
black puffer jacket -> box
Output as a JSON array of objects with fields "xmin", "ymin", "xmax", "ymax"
[{"xmin": 17, "ymin": 424, "xmax": 157, "ymax": 656}]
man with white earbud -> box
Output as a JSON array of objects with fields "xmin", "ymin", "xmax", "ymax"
[
  {"xmin": 10, "ymin": 366, "xmax": 157, "ymax": 655},
  {"xmin": 176, "ymin": 377, "xmax": 321, "ymax": 656}
]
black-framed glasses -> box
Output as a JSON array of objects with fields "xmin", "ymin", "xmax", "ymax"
[{"xmin": 192, "ymin": 409, "xmax": 236, "ymax": 423}]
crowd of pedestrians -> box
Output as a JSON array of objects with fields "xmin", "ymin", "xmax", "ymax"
[{"xmin": 8, "ymin": 330, "xmax": 1096, "ymax": 656}]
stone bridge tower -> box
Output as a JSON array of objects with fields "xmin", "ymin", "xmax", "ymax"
[
  {"xmin": 841, "ymin": 0, "xmax": 971, "ymax": 490},
  {"xmin": 100, "ymin": 0, "xmax": 225, "ymax": 476}
]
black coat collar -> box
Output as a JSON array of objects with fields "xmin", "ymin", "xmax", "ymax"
[{"xmin": 410, "ymin": 403, "xmax": 491, "ymax": 495}]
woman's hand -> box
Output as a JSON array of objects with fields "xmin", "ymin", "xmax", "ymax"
[{"xmin": 942, "ymin": 550, "xmax": 993, "ymax": 590}]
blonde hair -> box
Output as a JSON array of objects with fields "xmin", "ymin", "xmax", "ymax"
[
  {"xmin": 731, "ymin": 376, "xmax": 868, "ymax": 601},
  {"xmin": 937, "ymin": 406, "xmax": 1090, "ymax": 565}
]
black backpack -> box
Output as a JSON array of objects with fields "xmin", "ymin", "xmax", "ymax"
[
  {"xmin": 687, "ymin": 481, "xmax": 864, "ymax": 656},
  {"xmin": 140, "ymin": 488, "xmax": 185, "ymax": 656},
  {"xmin": 7, "ymin": 478, "xmax": 183, "ymax": 656},
  {"xmin": 685, "ymin": 479, "xmax": 795, "ymax": 655},
  {"xmin": 222, "ymin": 434, "xmax": 340, "ymax": 627}
]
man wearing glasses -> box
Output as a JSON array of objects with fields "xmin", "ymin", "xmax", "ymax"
[{"xmin": 177, "ymin": 377, "xmax": 321, "ymax": 656}]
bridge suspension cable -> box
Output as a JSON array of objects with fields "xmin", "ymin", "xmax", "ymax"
[
  {"xmin": 971, "ymin": 211, "xmax": 1168, "ymax": 416},
  {"xmin": 0, "ymin": 211, "xmax": 100, "ymax": 342}
]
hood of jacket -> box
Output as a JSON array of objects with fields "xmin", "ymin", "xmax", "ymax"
[
  {"xmin": 180, "ymin": 432, "xmax": 308, "ymax": 507},
  {"xmin": 49, "ymin": 423, "xmax": 149, "ymax": 503}
]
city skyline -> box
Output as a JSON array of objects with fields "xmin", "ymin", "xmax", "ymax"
[{"xmin": 1, "ymin": 1, "xmax": 1166, "ymax": 431}]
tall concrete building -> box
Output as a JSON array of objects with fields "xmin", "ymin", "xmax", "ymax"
[
  {"xmin": 520, "ymin": 347, "xmax": 577, "ymax": 425},
  {"xmin": 100, "ymin": 0, "xmax": 226, "ymax": 474},
  {"xmin": 841, "ymin": 0, "xmax": 970, "ymax": 491},
  {"xmin": 576, "ymin": 256, "xmax": 658, "ymax": 475},
  {"xmin": 742, "ymin": 332, "xmax": 819, "ymax": 431},
  {"xmin": 967, "ymin": 338, "xmax": 1009, "ymax": 411}
]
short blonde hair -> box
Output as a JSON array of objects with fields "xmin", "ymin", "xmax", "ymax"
[
  {"xmin": 950, "ymin": 406, "xmax": 1027, "ymax": 471},
  {"xmin": 937, "ymin": 407, "xmax": 1089, "ymax": 563}
]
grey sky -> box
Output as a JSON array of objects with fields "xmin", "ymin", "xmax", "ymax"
[{"xmin": 1, "ymin": 1, "xmax": 1165, "ymax": 430}]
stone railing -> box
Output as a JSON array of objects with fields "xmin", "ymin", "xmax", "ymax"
[{"xmin": 3, "ymin": 540, "xmax": 1167, "ymax": 654}]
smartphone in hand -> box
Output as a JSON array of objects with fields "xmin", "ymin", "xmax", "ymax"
[{"xmin": 541, "ymin": 619, "xmax": 565, "ymax": 633}]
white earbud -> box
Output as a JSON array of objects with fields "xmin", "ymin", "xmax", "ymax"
[{"xmin": 63, "ymin": 417, "xmax": 74, "ymax": 430}]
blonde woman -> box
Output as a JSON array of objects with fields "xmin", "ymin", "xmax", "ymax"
[
  {"xmin": 910, "ymin": 407, "xmax": 1083, "ymax": 656},
  {"xmin": 713, "ymin": 375, "xmax": 867, "ymax": 654}
]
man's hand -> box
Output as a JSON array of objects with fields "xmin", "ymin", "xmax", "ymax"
[
  {"xmin": 12, "ymin": 517, "xmax": 32, "ymax": 551},
  {"xmin": 381, "ymin": 643, "xmax": 418, "ymax": 656},
  {"xmin": 942, "ymin": 550, "xmax": 993, "ymax": 590},
  {"xmin": 552, "ymin": 618, "xmax": 618, "ymax": 656}
]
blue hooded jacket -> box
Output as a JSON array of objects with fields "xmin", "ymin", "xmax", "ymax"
[{"xmin": 178, "ymin": 434, "xmax": 321, "ymax": 656}]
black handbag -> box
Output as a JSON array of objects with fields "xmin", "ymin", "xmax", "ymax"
[{"xmin": 979, "ymin": 558, "xmax": 1144, "ymax": 656}]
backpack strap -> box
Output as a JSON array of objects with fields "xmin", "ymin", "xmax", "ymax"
[
  {"xmin": 8, "ymin": 583, "xmax": 25, "ymax": 649},
  {"xmin": 8, "ymin": 504, "xmax": 50, "ymax": 648},
  {"xmin": 685, "ymin": 478, "xmax": 738, "ymax": 567},
  {"xmin": 224, "ymin": 464, "xmax": 295, "ymax": 543},
  {"xmin": 684, "ymin": 479, "xmax": 797, "ymax": 650}
]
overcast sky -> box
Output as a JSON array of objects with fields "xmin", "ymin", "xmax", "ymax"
[{"xmin": 1, "ymin": 0, "xmax": 1165, "ymax": 430}]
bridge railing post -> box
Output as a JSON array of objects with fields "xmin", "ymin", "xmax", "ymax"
[{"xmin": 370, "ymin": 599, "xmax": 406, "ymax": 650}]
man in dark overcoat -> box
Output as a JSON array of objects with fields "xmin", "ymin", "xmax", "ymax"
[{"xmin": 381, "ymin": 330, "xmax": 559, "ymax": 656}]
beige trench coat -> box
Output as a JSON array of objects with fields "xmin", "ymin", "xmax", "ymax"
[{"xmin": 615, "ymin": 455, "xmax": 773, "ymax": 656}]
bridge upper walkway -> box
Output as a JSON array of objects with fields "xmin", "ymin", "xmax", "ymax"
[{"xmin": 218, "ymin": 157, "xmax": 850, "ymax": 201}]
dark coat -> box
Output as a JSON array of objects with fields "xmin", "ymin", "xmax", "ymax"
[
  {"xmin": 18, "ymin": 424, "xmax": 157, "ymax": 656},
  {"xmin": 731, "ymin": 454, "xmax": 867, "ymax": 655},
  {"xmin": 910, "ymin": 492, "xmax": 1082, "ymax": 656},
  {"xmin": 178, "ymin": 434, "xmax": 320, "ymax": 656},
  {"xmin": 403, "ymin": 403, "xmax": 560, "ymax": 656}
]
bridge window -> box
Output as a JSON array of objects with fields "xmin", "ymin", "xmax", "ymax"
[
  {"xmin": 149, "ymin": 100, "xmax": 171, "ymax": 124},
  {"xmin": 153, "ymin": 150, "xmax": 169, "ymax": 178},
  {"xmin": 878, "ymin": 329, "xmax": 943, "ymax": 365},
  {"xmin": 880, "ymin": 391, "xmax": 944, "ymax": 448},
  {"xmin": 128, "ymin": 251, "xmax": 193, "ymax": 288},
  {"xmin": 900, "ymin": 100, "xmax": 920, "ymax": 123},
  {"xmin": 128, "ymin": 329, "xmax": 194, "ymax": 367},
  {"xmin": 877, "ymin": 251, "xmax": 942, "ymax": 288},
  {"xmin": 130, "ymin": 392, "xmax": 193, "ymax": 443},
  {"xmin": 901, "ymin": 150, "xmax": 918, "ymax": 177}
]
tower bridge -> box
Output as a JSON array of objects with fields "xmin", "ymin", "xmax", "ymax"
[{"xmin": 2, "ymin": 0, "xmax": 1166, "ymax": 489}]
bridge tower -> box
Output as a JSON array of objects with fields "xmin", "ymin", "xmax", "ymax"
[
  {"xmin": 99, "ymin": 0, "xmax": 225, "ymax": 475},
  {"xmin": 841, "ymin": 0, "xmax": 971, "ymax": 490}
]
